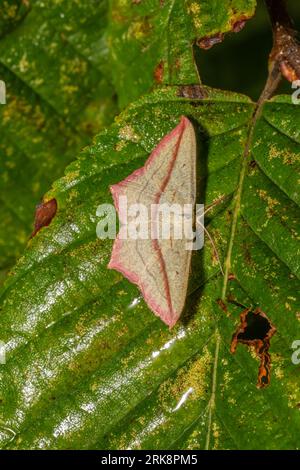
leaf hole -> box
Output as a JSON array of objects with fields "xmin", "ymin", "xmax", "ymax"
[{"xmin": 230, "ymin": 307, "xmax": 276, "ymax": 388}]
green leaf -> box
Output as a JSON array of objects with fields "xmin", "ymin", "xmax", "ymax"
[
  {"xmin": 108, "ymin": 0, "xmax": 257, "ymax": 107},
  {"xmin": 0, "ymin": 86, "xmax": 299, "ymax": 449},
  {"xmin": 0, "ymin": 0, "xmax": 30, "ymax": 38},
  {"xmin": 0, "ymin": 0, "xmax": 117, "ymax": 280}
]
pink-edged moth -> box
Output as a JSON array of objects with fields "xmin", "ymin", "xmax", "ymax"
[{"xmin": 108, "ymin": 117, "xmax": 197, "ymax": 328}]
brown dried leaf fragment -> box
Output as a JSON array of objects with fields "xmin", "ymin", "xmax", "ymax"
[
  {"xmin": 31, "ymin": 198, "xmax": 57, "ymax": 238},
  {"xmin": 231, "ymin": 19, "xmax": 247, "ymax": 33},
  {"xmin": 197, "ymin": 33, "xmax": 224, "ymax": 50},
  {"xmin": 154, "ymin": 60, "xmax": 164, "ymax": 84},
  {"xmin": 177, "ymin": 84, "xmax": 207, "ymax": 99},
  {"xmin": 230, "ymin": 307, "xmax": 276, "ymax": 388}
]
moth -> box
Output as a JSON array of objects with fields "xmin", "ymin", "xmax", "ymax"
[
  {"xmin": 108, "ymin": 116, "xmax": 197, "ymax": 328},
  {"xmin": 108, "ymin": 116, "xmax": 224, "ymax": 328}
]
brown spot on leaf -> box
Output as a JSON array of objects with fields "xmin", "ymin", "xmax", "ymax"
[
  {"xmin": 177, "ymin": 84, "xmax": 207, "ymax": 99},
  {"xmin": 197, "ymin": 33, "xmax": 224, "ymax": 50},
  {"xmin": 32, "ymin": 198, "xmax": 57, "ymax": 238},
  {"xmin": 230, "ymin": 308, "xmax": 276, "ymax": 388},
  {"xmin": 154, "ymin": 60, "xmax": 164, "ymax": 83},
  {"xmin": 197, "ymin": 14, "xmax": 252, "ymax": 50},
  {"xmin": 231, "ymin": 14, "xmax": 252, "ymax": 33},
  {"xmin": 232, "ymin": 19, "xmax": 247, "ymax": 33}
]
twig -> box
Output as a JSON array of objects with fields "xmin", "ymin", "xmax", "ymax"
[{"xmin": 265, "ymin": 0, "xmax": 300, "ymax": 82}]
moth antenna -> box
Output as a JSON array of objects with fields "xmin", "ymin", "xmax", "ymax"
[
  {"xmin": 203, "ymin": 195, "xmax": 227, "ymax": 216},
  {"xmin": 196, "ymin": 217, "xmax": 224, "ymax": 276}
]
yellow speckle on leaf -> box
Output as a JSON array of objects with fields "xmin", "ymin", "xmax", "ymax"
[
  {"xmin": 269, "ymin": 144, "xmax": 299, "ymax": 165},
  {"xmin": 119, "ymin": 125, "xmax": 140, "ymax": 143},
  {"xmin": 33, "ymin": 78, "xmax": 45, "ymax": 87},
  {"xmin": 62, "ymin": 84, "xmax": 79, "ymax": 95},
  {"xmin": 212, "ymin": 421, "xmax": 220, "ymax": 449},
  {"xmin": 32, "ymin": 105, "xmax": 46, "ymax": 128},
  {"xmin": 90, "ymin": 382, "xmax": 98, "ymax": 392},
  {"xmin": 257, "ymin": 189, "xmax": 279, "ymax": 217},
  {"xmin": 160, "ymin": 347, "xmax": 212, "ymax": 408},
  {"xmin": 2, "ymin": 1, "xmax": 18, "ymax": 19},
  {"xmin": 188, "ymin": 2, "xmax": 202, "ymax": 29},
  {"xmin": 189, "ymin": 2, "xmax": 200, "ymax": 14},
  {"xmin": 19, "ymin": 53, "xmax": 29, "ymax": 73},
  {"xmin": 115, "ymin": 140, "xmax": 127, "ymax": 151},
  {"xmin": 249, "ymin": 345, "xmax": 259, "ymax": 361},
  {"xmin": 228, "ymin": 397, "xmax": 236, "ymax": 405},
  {"xmin": 274, "ymin": 367, "xmax": 284, "ymax": 379},
  {"xmin": 128, "ymin": 19, "xmax": 151, "ymax": 40},
  {"xmin": 222, "ymin": 370, "xmax": 233, "ymax": 390}
]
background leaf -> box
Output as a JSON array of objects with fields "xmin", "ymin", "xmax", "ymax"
[
  {"xmin": 0, "ymin": 86, "xmax": 299, "ymax": 449},
  {"xmin": 108, "ymin": 0, "xmax": 257, "ymax": 107},
  {"xmin": 0, "ymin": 0, "xmax": 117, "ymax": 281}
]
